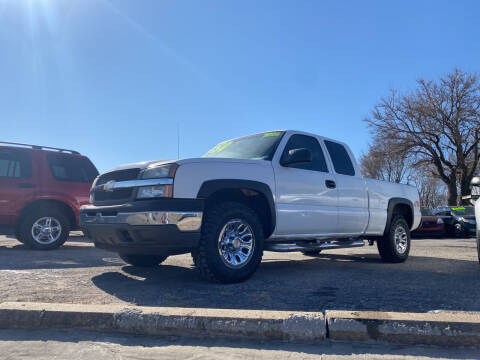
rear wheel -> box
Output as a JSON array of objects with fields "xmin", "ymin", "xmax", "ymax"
[
  {"xmin": 119, "ymin": 254, "xmax": 168, "ymax": 267},
  {"xmin": 19, "ymin": 208, "xmax": 70, "ymax": 250},
  {"xmin": 377, "ymin": 215, "xmax": 410, "ymax": 263},
  {"xmin": 192, "ymin": 202, "xmax": 264, "ymax": 283}
]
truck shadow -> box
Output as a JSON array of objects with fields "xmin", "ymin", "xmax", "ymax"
[{"xmin": 91, "ymin": 253, "xmax": 480, "ymax": 313}]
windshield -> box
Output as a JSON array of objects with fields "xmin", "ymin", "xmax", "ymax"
[
  {"xmin": 451, "ymin": 207, "xmax": 475, "ymax": 216},
  {"xmin": 202, "ymin": 131, "xmax": 285, "ymax": 160}
]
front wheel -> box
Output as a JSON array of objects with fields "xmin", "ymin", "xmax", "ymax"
[
  {"xmin": 377, "ymin": 215, "xmax": 410, "ymax": 263},
  {"xmin": 454, "ymin": 223, "xmax": 465, "ymax": 238},
  {"xmin": 192, "ymin": 202, "xmax": 264, "ymax": 283},
  {"xmin": 119, "ymin": 254, "xmax": 168, "ymax": 267}
]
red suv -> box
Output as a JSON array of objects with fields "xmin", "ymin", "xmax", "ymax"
[{"xmin": 0, "ymin": 142, "xmax": 98, "ymax": 249}]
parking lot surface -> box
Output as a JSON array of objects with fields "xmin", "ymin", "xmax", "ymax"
[
  {"xmin": 0, "ymin": 235, "xmax": 478, "ymax": 313},
  {"xmin": 1, "ymin": 329, "xmax": 478, "ymax": 360}
]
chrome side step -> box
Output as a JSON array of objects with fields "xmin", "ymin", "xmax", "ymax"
[{"xmin": 264, "ymin": 240, "xmax": 365, "ymax": 253}]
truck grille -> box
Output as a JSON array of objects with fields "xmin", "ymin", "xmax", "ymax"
[{"xmin": 92, "ymin": 168, "xmax": 140, "ymax": 204}]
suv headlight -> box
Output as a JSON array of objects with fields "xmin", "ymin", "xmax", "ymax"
[
  {"xmin": 137, "ymin": 163, "xmax": 178, "ymax": 199},
  {"xmin": 141, "ymin": 163, "xmax": 178, "ymax": 179}
]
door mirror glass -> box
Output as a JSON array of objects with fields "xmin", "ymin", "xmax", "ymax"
[
  {"xmin": 471, "ymin": 176, "xmax": 480, "ymax": 186},
  {"xmin": 282, "ymin": 148, "xmax": 312, "ymax": 166}
]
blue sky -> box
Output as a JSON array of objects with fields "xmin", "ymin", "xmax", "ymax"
[{"xmin": 0, "ymin": 0, "xmax": 479, "ymax": 172}]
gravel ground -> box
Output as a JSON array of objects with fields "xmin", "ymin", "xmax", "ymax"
[
  {"xmin": 0, "ymin": 235, "xmax": 479, "ymax": 313},
  {"xmin": 1, "ymin": 329, "xmax": 479, "ymax": 360}
]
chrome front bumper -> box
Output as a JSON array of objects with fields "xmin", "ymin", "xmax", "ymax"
[{"xmin": 80, "ymin": 211, "xmax": 203, "ymax": 232}]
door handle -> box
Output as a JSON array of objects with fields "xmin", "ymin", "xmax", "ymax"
[
  {"xmin": 325, "ymin": 180, "xmax": 336, "ymax": 189},
  {"xmin": 17, "ymin": 183, "xmax": 36, "ymax": 188}
]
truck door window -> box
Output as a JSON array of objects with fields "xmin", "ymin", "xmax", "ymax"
[
  {"xmin": 0, "ymin": 149, "xmax": 32, "ymax": 178},
  {"xmin": 324, "ymin": 140, "xmax": 355, "ymax": 176},
  {"xmin": 47, "ymin": 154, "xmax": 99, "ymax": 183},
  {"xmin": 281, "ymin": 134, "xmax": 328, "ymax": 172}
]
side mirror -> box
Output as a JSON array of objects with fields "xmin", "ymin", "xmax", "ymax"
[
  {"xmin": 471, "ymin": 176, "xmax": 480, "ymax": 186},
  {"xmin": 282, "ymin": 148, "xmax": 312, "ymax": 166}
]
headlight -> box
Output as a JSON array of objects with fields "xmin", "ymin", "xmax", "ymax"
[
  {"xmin": 137, "ymin": 185, "xmax": 172, "ymax": 199},
  {"xmin": 141, "ymin": 163, "xmax": 178, "ymax": 179},
  {"xmin": 436, "ymin": 218, "xmax": 444, "ymax": 224}
]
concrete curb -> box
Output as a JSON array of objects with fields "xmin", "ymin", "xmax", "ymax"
[
  {"xmin": 1, "ymin": 303, "xmax": 480, "ymax": 347},
  {"xmin": 0, "ymin": 302, "xmax": 325, "ymax": 341},
  {"xmin": 326, "ymin": 310, "xmax": 480, "ymax": 347}
]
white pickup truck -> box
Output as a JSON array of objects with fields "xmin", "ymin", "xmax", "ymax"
[{"xmin": 80, "ymin": 130, "xmax": 421, "ymax": 283}]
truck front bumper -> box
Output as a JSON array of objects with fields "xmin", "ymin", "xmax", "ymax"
[{"xmin": 80, "ymin": 199, "xmax": 203, "ymax": 255}]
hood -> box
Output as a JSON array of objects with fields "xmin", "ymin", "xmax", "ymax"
[{"xmin": 104, "ymin": 157, "xmax": 271, "ymax": 174}]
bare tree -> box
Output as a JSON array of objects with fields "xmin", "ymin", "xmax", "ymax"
[
  {"xmin": 412, "ymin": 167, "xmax": 448, "ymax": 208},
  {"xmin": 360, "ymin": 139, "xmax": 413, "ymax": 183},
  {"xmin": 365, "ymin": 69, "xmax": 480, "ymax": 205}
]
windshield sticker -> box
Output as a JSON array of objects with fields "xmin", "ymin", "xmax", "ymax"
[
  {"xmin": 263, "ymin": 131, "xmax": 282, "ymax": 138},
  {"xmin": 208, "ymin": 141, "xmax": 233, "ymax": 153},
  {"xmin": 451, "ymin": 207, "xmax": 465, "ymax": 210}
]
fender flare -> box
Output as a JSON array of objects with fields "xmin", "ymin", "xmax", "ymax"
[
  {"xmin": 197, "ymin": 179, "xmax": 276, "ymax": 235},
  {"xmin": 384, "ymin": 197, "xmax": 414, "ymax": 235}
]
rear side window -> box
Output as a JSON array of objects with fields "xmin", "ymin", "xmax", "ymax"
[
  {"xmin": 0, "ymin": 149, "xmax": 32, "ymax": 178},
  {"xmin": 47, "ymin": 154, "xmax": 98, "ymax": 183},
  {"xmin": 281, "ymin": 134, "xmax": 328, "ymax": 172},
  {"xmin": 324, "ymin": 140, "xmax": 355, "ymax": 176}
]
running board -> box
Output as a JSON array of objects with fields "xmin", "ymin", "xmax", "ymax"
[{"xmin": 264, "ymin": 240, "xmax": 365, "ymax": 253}]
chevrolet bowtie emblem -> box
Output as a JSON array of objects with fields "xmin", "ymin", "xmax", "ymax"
[{"xmin": 103, "ymin": 180, "xmax": 116, "ymax": 192}]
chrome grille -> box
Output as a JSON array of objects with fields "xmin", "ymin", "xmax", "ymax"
[{"xmin": 92, "ymin": 168, "xmax": 140, "ymax": 204}]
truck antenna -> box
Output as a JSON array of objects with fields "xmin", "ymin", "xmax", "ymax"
[{"xmin": 177, "ymin": 121, "xmax": 180, "ymax": 159}]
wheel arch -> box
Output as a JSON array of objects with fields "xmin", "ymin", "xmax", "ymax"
[
  {"xmin": 384, "ymin": 198, "xmax": 414, "ymax": 236},
  {"xmin": 16, "ymin": 199, "xmax": 76, "ymax": 234},
  {"xmin": 197, "ymin": 179, "xmax": 276, "ymax": 238}
]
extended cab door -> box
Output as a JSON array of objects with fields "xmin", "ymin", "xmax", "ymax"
[
  {"xmin": 0, "ymin": 148, "xmax": 36, "ymax": 227},
  {"xmin": 272, "ymin": 133, "xmax": 338, "ymax": 236},
  {"xmin": 323, "ymin": 140, "xmax": 368, "ymax": 235}
]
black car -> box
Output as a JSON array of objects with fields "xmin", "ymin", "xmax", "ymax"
[{"xmin": 432, "ymin": 206, "xmax": 477, "ymax": 238}]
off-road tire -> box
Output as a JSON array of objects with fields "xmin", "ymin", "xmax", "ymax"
[
  {"xmin": 192, "ymin": 202, "xmax": 264, "ymax": 283},
  {"xmin": 377, "ymin": 215, "xmax": 410, "ymax": 263},
  {"xmin": 119, "ymin": 254, "xmax": 168, "ymax": 267},
  {"xmin": 301, "ymin": 250, "xmax": 322, "ymax": 256},
  {"xmin": 18, "ymin": 208, "xmax": 70, "ymax": 250}
]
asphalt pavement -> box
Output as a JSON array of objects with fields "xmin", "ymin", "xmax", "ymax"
[
  {"xmin": 0, "ymin": 235, "xmax": 478, "ymax": 313},
  {"xmin": 1, "ymin": 328, "xmax": 478, "ymax": 360}
]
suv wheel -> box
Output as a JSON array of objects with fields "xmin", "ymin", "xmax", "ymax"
[
  {"xmin": 119, "ymin": 254, "xmax": 168, "ymax": 267},
  {"xmin": 19, "ymin": 208, "xmax": 70, "ymax": 250},
  {"xmin": 192, "ymin": 202, "xmax": 264, "ymax": 283},
  {"xmin": 377, "ymin": 215, "xmax": 410, "ymax": 263},
  {"xmin": 454, "ymin": 223, "xmax": 465, "ymax": 238}
]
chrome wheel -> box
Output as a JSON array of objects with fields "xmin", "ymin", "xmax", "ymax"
[
  {"xmin": 454, "ymin": 223, "xmax": 463, "ymax": 237},
  {"xmin": 31, "ymin": 217, "xmax": 62, "ymax": 245},
  {"xmin": 218, "ymin": 219, "xmax": 255, "ymax": 268},
  {"xmin": 394, "ymin": 225, "xmax": 408, "ymax": 254}
]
